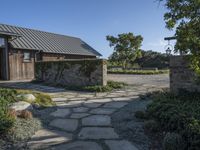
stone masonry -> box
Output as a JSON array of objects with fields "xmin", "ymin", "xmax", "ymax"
[
  {"xmin": 170, "ymin": 56, "xmax": 200, "ymax": 93},
  {"xmin": 35, "ymin": 59, "xmax": 107, "ymax": 86}
]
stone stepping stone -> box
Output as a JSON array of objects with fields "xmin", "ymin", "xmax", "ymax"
[
  {"xmin": 27, "ymin": 129, "xmax": 72, "ymax": 149},
  {"xmin": 103, "ymin": 102, "xmax": 128, "ymax": 108},
  {"xmin": 56, "ymin": 101, "xmax": 83, "ymax": 108},
  {"xmin": 69, "ymin": 97, "xmax": 87, "ymax": 101},
  {"xmin": 70, "ymin": 113, "xmax": 90, "ymax": 119},
  {"xmin": 78, "ymin": 127, "xmax": 119, "ymax": 139},
  {"xmin": 50, "ymin": 108, "xmax": 71, "ymax": 118},
  {"xmin": 83, "ymin": 102, "xmax": 102, "ymax": 108},
  {"xmin": 73, "ymin": 107, "xmax": 89, "ymax": 113},
  {"xmin": 49, "ymin": 119, "xmax": 78, "ymax": 132},
  {"xmin": 82, "ymin": 115, "xmax": 111, "ymax": 126},
  {"xmin": 88, "ymin": 98, "xmax": 113, "ymax": 103},
  {"xmin": 112, "ymin": 96, "xmax": 138, "ymax": 101},
  {"xmin": 51, "ymin": 141, "xmax": 103, "ymax": 150},
  {"xmin": 52, "ymin": 97, "xmax": 67, "ymax": 102},
  {"xmin": 90, "ymin": 108, "xmax": 116, "ymax": 115},
  {"xmin": 105, "ymin": 140, "xmax": 138, "ymax": 150}
]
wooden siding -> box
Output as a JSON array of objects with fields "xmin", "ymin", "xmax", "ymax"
[
  {"xmin": 9, "ymin": 49, "xmax": 35, "ymax": 80},
  {"xmin": 8, "ymin": 49, "xmax": 97, "ymax": 80}
]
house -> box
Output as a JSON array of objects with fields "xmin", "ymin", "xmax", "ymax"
[{"xmin": 0, "ymin": 24, "xmax": 101, "ymax": 80}]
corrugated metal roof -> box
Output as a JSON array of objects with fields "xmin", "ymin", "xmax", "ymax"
[{"xmin": 0, "ymin": 24, "xmax": 102, "ymax": 56}]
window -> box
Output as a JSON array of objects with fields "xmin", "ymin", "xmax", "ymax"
[
  {"xmin": 23, "ymin": 52, "xmax": 31, "ymax": 62},
  {"xmin": 0, "ymin": 38, "xmax": 5, "ymax": 47}
]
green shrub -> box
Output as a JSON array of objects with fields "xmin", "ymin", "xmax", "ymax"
[
  {"xmin": 0, "ymin": 89, "xmax": 18, "ymax": 133},
  {"xmin": 144, "ymin": 120, "xmax": 160, "ymax": 132},
  {"xmin": 107, "ymin": 80, "xmax": 127, "ymax": 89},
  {"xmin": 34, "ymin": 93, "xmax": 55, "ymax": 107},
  {"xmin": 135, "ymin": 110, "xmax": 146, "ymax": 119},
  {"xmin": 146, "ymin": 91, "xmax": 200, "ymax": 149},
  {"xmin": 83, "ymin": 85, "xmax": 112, "ymax": 92},
  {"xmin": 0, "ymin": 88, "xmax": 18, "ymax": 103},
  {"xmin": 163, "ymin": 132, "xmax": 184, "ymax": 150}
]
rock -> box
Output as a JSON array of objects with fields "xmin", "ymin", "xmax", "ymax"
[
  {"xmin": 82, "ymin": 115, "xmax": 111, "ymax": 126},
  {"xmin": 103, "ymin": 102, "xmax": 128, "ymax": 108},
  {"xmin": 27, "ymin": 129, "xmax": 72, "ymax": 149},
  {"xmin": 50, "ymin": 109, "xmax": 71, "ymax": 118},
  {"xmin": 83, "ymin": 102, "xmax": 102, "ymax": 108},
  {"xmin": 17, "ymin": 94, "xmax": 36, "ymax": 102},
  {"xmin": 49, "ymin": 119, "xmax": 78, "ymax": 132},
  {"xmin": 70, "ymin": 113, "xmax": 90, "ymax": 119},
  {"xmin": 90, "ymin": 108, "xmax": 116, "ymax": 115},
  {"xmin": 78, "ymin": 127, "xmax": 119, "ymax": 139},
  {"xmin": 105, "ymin": 140, "xmax": 138, "ymax": 150},
  {"xmin": 51, "ymin": 97, "xmax": 67, "ymax": 102},
  {"xmin": 9, "ymin": 101, "xmax": 33, "ymax": 111},
  {"xmin": 51, "ymin": 141, "xmax": 103, "ymax": 150},
  {"xmin": 73, "ymin": 107, "xmax": 89, "ymax": 113}
]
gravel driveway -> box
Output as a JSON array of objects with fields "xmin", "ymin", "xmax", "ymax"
[{"xmin": 108, "ymin": 74, "xmax": 169, "ymax": 87}]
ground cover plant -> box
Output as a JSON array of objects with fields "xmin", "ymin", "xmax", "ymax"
[
  {"xmin": 16, "ymin": 89, "xmax": 55, "ymax": 107},
  {"xmin": 108, "ymin": 69, "xmax": 169, "ymax": 75},
  {"xmin": 143, "ymin": 90, "xmax": 200, "ymax": 150},
  {"xmin": 0, "ymin": 88, "xmax": 18, "ymax": 133}
]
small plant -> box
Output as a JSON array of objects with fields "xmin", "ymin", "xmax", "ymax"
[
  {"xmin": 135, "ymin": 110, "xmax": 146, "ymax": 119},
  {"xmin": 144, "ymin": 120, "xmax": 160, "ymax": 132},
  {"xmin": 163, "ymin": 132, "xmax": 184, "ymax": 150},
  {"xmin": 18, "ymin": 110, "xmax": 33, "ymax": 120},
  {"xmin": 7, "ymin": 109, "xmax": 17, "ymax": 120}
]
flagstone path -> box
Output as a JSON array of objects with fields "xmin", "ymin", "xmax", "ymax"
[
  {"xmin": 0, "ymin": 74, "xmax": 169, "ymax": 149},
  {"xmin": 26, "ymin": 85, "xmax": 167, "ymax": 150}
]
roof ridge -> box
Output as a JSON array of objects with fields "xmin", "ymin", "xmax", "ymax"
[{"xmin": 0, "ymin": 23, "xmax": 81, "ymax": 40}]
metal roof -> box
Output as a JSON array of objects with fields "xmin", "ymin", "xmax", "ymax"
[{"xmin": 0, "ymin": 24, "xmax": 102, "ymax": 56}]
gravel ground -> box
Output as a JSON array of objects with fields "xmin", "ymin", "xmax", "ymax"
[
  {"xmin": 108, "ymin": 74, "xmax": 169, "ymax": 87},
  {"xmin": 111, "ymin": 98, "xmax": 162, "ymax": 150}
]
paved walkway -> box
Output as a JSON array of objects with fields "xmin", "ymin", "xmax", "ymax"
[
  {"xmin": 26, "ymin": 85, "xmax": 167, "ymax": 150},
  {"xmin": 0, "ymin": 75, "xmax": 169, "ymax": 150}
]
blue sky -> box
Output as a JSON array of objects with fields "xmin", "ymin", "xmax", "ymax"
[{"xmin": 1, "ymin": 0, "xmax": 175, "ymax": 58}]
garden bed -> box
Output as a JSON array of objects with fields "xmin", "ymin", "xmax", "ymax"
[{"xmin": 0, "ymin": 88, "xmax": 55, "ymax": 149}]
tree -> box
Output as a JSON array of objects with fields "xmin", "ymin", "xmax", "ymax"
[
  {"xmin": 135, "ymin": 50, "xmax": 169, "ymax": 69},
  {"xmin": 161, "ymin": 0, "xmax": 200, "ymax": 75},
  {"xmin": 106, "ymin": 33, "xmax": 143, "ymax": 69}
]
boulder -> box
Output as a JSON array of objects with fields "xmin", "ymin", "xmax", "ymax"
[
  {"xmin": 17, "ymin": 94, "xmax": 36, "ymax": 102},
  {"xmin": 9, "ymin": 101, "xmax": 33, "ymax": 111}
]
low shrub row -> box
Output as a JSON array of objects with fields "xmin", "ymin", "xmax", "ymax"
[
  {"xmin": 81, "ymin": 80, "xmax": 127, "ymax": 92},
  {"xmin": 64, "ymin": 80, "xmax": 127, "ymax": 92},
  {"xmin": 143, "ymin": 91, "xmax": 200, "ymax": 150},
  {"xmin": 108, "ymin": 69, "xmax": 169, "ymax": 75}
]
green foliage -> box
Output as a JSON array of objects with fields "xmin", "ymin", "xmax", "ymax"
[
  {"xmin": 34, "ymin": 93, "xmax": 55, "ymax": 107},
  {"xmin": 108, "ymin": 69, "xmax": 169, "ymax": 75},
  {"xmin": 0, "ymin": 88, "xmax": 18, "ymax": 133},
  {"xmin": 135, "ymin": 50, "xmax": 169, "ymax": 69},
  {"xmin": 144, "ymin": 120, "xmax": 160, "ymax": 132},
  {"xmin": 17, "ymin": 90, "xmax": 55, "ymax": 107},
  {"xmin": 163, "ymin": 132, "xmax": 184, "ymax": 150},
  {"xmin": 83, "ymin": 85, "xmax": 113, "ymax": 92},
  {"xmin": 107, "ymin": 33, "xmax": 143, "ymax": 69},
  {"xmin": 83, "ymin": 81, "xmax": 127, "ymax": 92},
  {"xmin": 135, "ymin": 110, "xmax": 146, "ymax": 119},
  {"xmin": 161, "ymin": 0, "xmax": 200, "ymax": 79},
  {"xmin": 146, "ymin": 91, "xmax": 200, "ymax": 149}
]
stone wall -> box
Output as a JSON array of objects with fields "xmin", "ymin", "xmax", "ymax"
[
  {"xmin": 35, "ymin": 59, "xmax": 107, "ymax": 86},
  {"xmin": 170, "ymin": 56, "xmax": 200, "ymax": 93}
]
